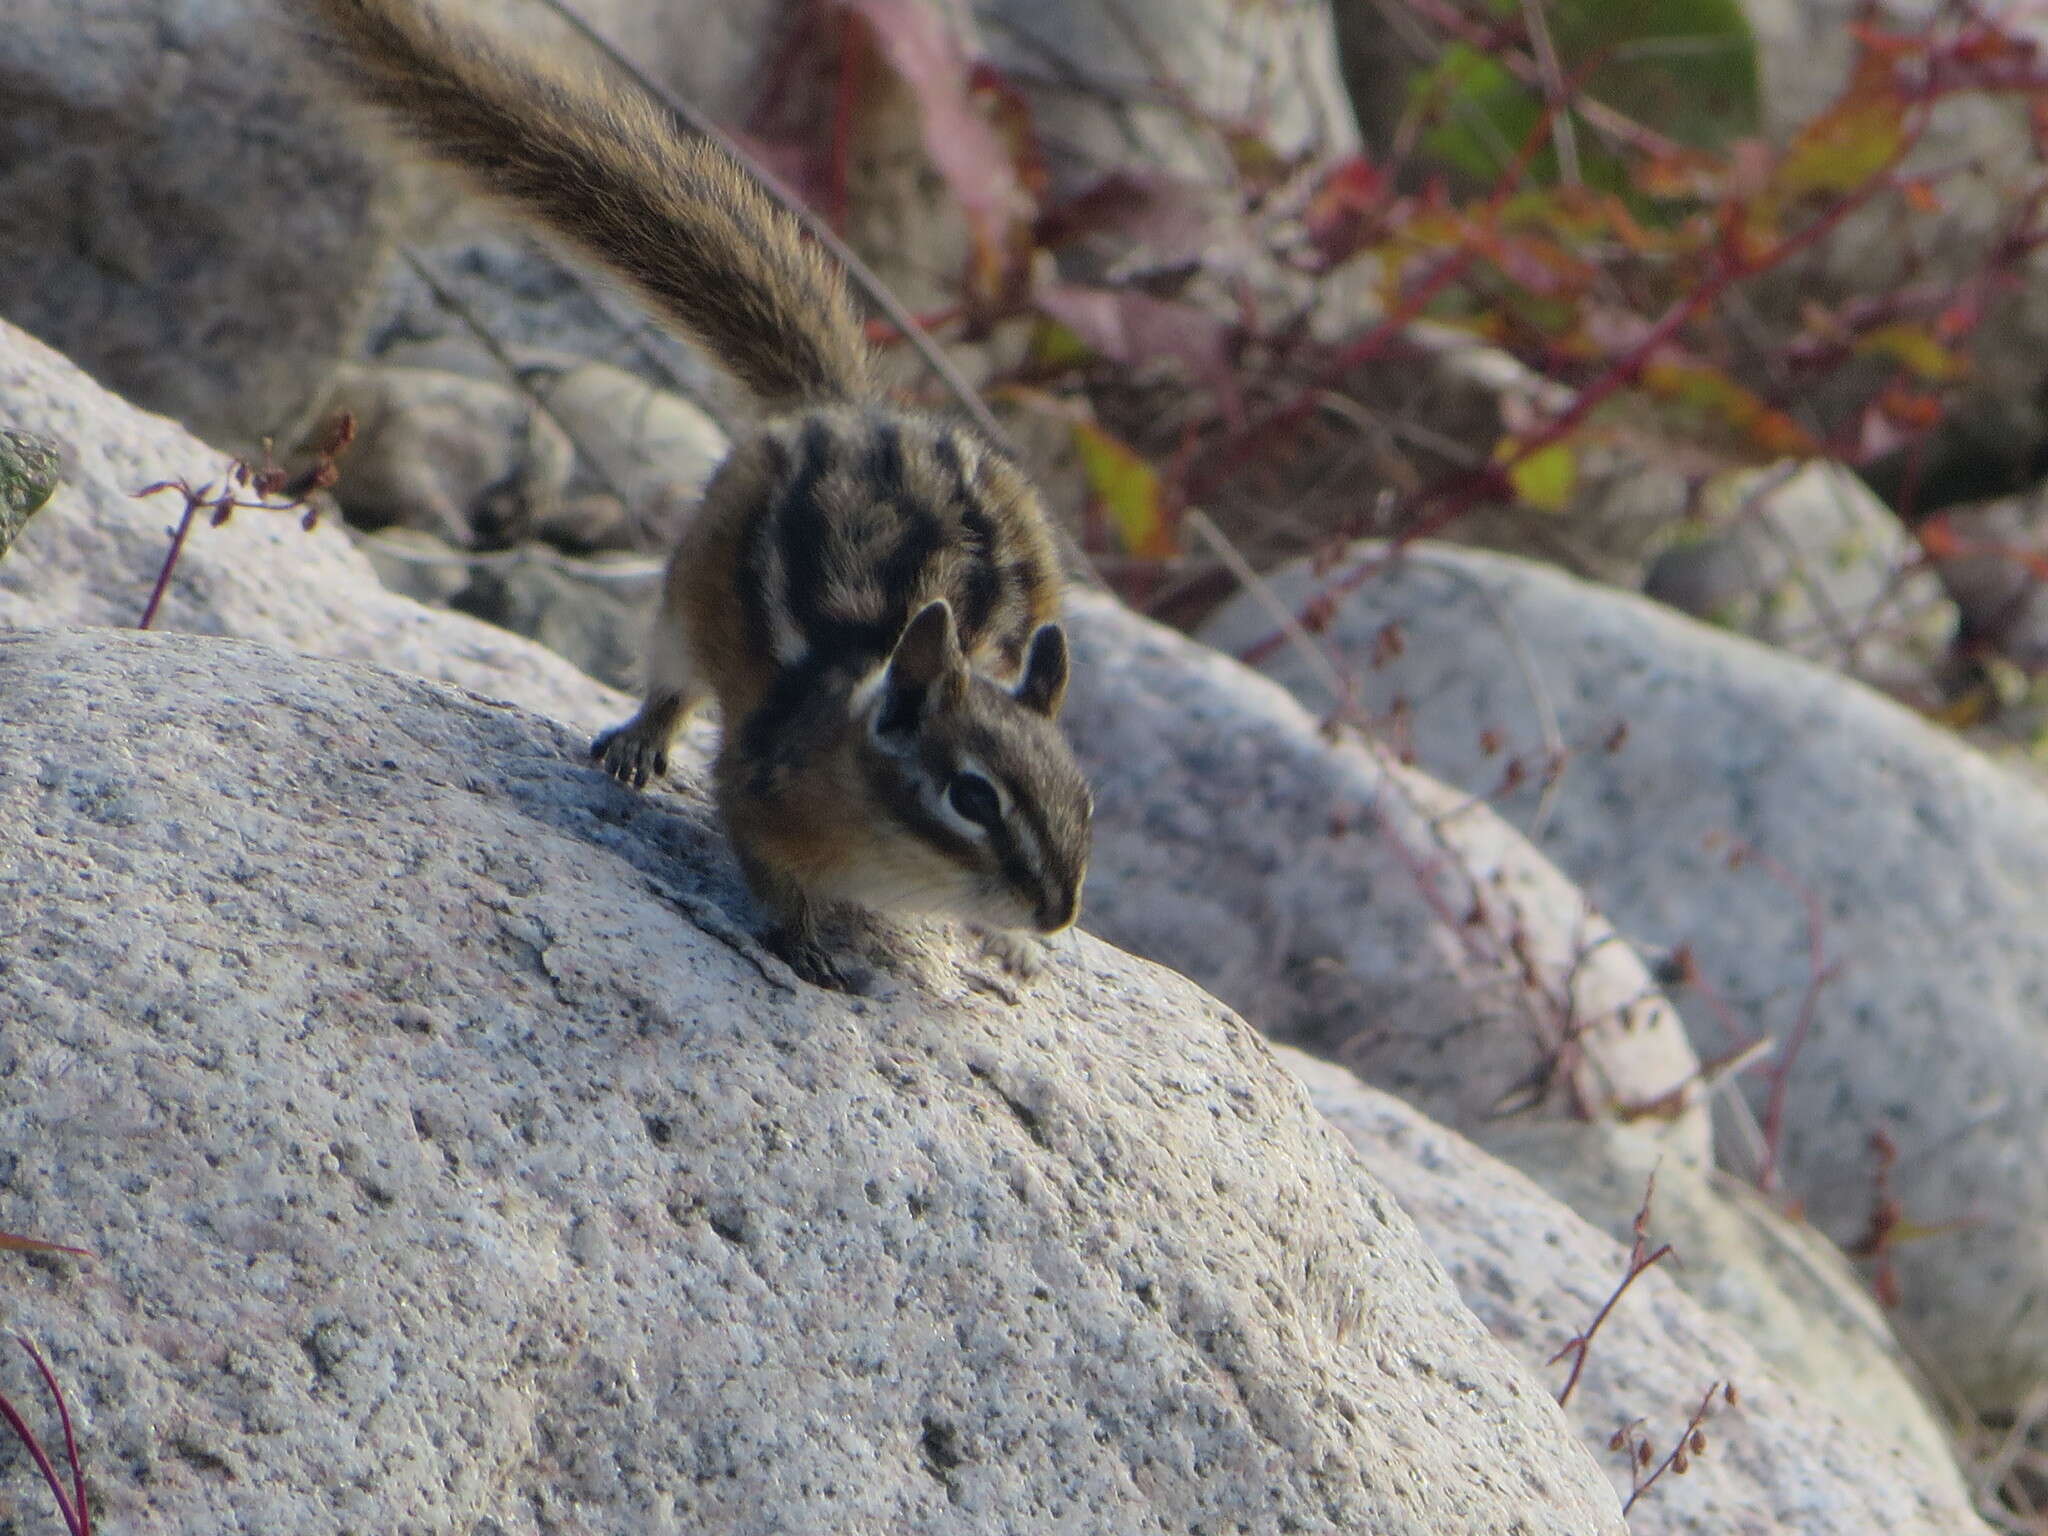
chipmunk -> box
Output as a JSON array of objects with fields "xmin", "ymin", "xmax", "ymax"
[{"xmin": 305, "ymin": 0, "xmax": 1092, "ymax": 989}]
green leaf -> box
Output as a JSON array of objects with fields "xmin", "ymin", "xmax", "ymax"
[
  {"xmin": 1855, "ymin": 322, "xmax": 1968, "ymax": 382},
  {"xmin": 1071, "ymin": 421, "xmax": 1174, "ymax": 557},
  {"xmin": 0, "ymin": 426, "xmax": 60, "ymax": 563},
  {"xmin": 1502, "ymin": 439, "xmax": 1578, "ymax": 512},
  {"xmin": 1407, "ymin": 0, "xmax": 1760, "ymax": 194}
]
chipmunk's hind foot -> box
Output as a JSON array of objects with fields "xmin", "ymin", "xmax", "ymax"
[{"xmin": 764, "ymin": 925, "xmax": 878, "ymax": 994}]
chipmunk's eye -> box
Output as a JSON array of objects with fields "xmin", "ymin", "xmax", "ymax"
[{"xmin": 947, "ymin": 772, "xmax": 1002, "ymax": 828}]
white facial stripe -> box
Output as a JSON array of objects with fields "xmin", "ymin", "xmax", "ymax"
[
  {"xmin": 846, "ymin": 661, "xmax": 890, "ymax": 722},
  {"xmin": 1008, "ymin": 813, "xmax": 1041, "ymax": 876}
]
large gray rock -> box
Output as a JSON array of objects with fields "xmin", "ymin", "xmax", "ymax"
[
  {"xmin": 979, "ymin": 0, "xmax": 1357, "ymax": 203},
  {"xmin": 0, "ymin": 627, "xmax": 1626, "ymax": 1535},
  {"xmin": 1641, "ymin": 459, "xmax": 1955, "ymax": 695},
  {"xmin": 1479, "ymin": 1118, "xmax": 1964, "ymax": 1495},
  {"xmin": 1203, "ymin": 541, "xmax": 2048, "ymax": 1412},
  {"xmin": 0, "ymin": 317, "xmax": 624, "ymax": 735},
  {"xmin": 0, "ymin": 310, "xmax": 1710, "ymax": 1178},
  {"xmin": 0, "ymin": 1, "xmax": 393, "ymax": 448},
  {"xmin": 307, "ymin": 362, "xmax": 576, "ymax": 549},
  {"xmin": 370, "ymin": 534, "xmax": 659, "ymax": 694},
  {"xmin": 1288, "ymin": 1051, "xmax": 1990, "ymax": 1533},
  {"xmin": 1064, "ymin": 589, "xmax": 1712, "ymax": 1166}
]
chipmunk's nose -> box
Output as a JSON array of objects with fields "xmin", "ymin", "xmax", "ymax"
[{"xmin": 1036, "ymin": 879, "xmax": 1082, "ymax": 935}]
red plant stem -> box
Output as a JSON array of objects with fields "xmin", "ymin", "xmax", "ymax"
[
  {"xmin": 1747, "ymin": 848, "xmax": 1841, "ymax": 1193},
  {"xmin": 1622, "ymin": 1383, "xmax": 1723, "ymax": 1515},
  {"xmin": 1238, "ymin": 131, "xmax": 1922, "ymax": 668},
  {"xmin": 1191, "ymin": 243, "xmax": 1482, "ymax": 497},
  {"xmin": 1551, "ymin": 1238, "xmax": 1673, "ymax": 1407},
  {"xmin": 136, "ymin": 490, "xmax": 203, "ymax": 631},
  {"xmin": 18, "ymin": 1340, "xmax": 87, "ymax": 1536},
  {"xmin": 0, "ymin": 1339, "xmax": 87, "ymax": 1536},
  {"xmin": 828, "ymin": 5, "xmax": 861, "ymax": 233},
  {"xmin": 1197, "ymin": 56, "xmax": 1585, "ymax": 501}
]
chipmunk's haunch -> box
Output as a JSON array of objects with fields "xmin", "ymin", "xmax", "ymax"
[{"xmin": 305, "ymin": 0, "xmax": 1092, "ymax": 988}]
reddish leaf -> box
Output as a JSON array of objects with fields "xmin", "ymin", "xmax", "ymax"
[
  {"xmin": 1898, "ymin": 178, "xmax": 1942, "ymax": 214},
  {"xmin": 1034, "ymin": 171, "xmax": 1218, "ymax": 260},
  {"xmin": 1915, "ymin": 514, "xmax": 1964, "ymax": 560},
  {"xmin": 1035, "ymin": 282, "xmax": 1242, "ymax": 424},
  {"xmin": 1642, "ymin": 359, "xmax": 1820, "ymax": 457},
  {"xmin": 1301, "ymin": 156, "xmax": 1390, "ymax": 263},
  {"xmin": 1878, "ymin": 383, "xmax": 1944, "ymax": 430}
]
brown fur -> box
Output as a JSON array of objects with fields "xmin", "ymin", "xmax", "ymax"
[
  {"xmin": 302, "ymin": 0, "xmax": 871, "ymax": 407},
  {"xmin": 306, "ymin": 0, "xmax": 1091, "ymax": 989}
]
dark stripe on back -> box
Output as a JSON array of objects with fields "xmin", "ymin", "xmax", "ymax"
[
  {"xmin": 866, "ymin": 416, "xmax": 906, "ymax": 506},
  {"xmin": 740, "ymin": 653, "xmax": 834, "ymax": 794},
  {"xmin": 875, "ymin": 507, "xmax": 945, "ymax": 632},
  {"xmin": 932, "ymin": 431, "xmax": 1005, "ymax": 644},
  {"xmin": 734, "ymin": 434, "xmax": 790, "ymax": 662},
  {"xmin": 773, "ymin": 416, "xmax": 837, "ymax": 635}
]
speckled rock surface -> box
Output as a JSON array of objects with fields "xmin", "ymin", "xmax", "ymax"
[
  {"xmin": 978, "ymin": 0, "xmax": 1355, "ymax": 203},
  {"xmin": 1203, "ymin": 541, "xmax": 2048, "ymax": 1412},
  {"xmin": 0, "ymin": 311, "xmax": 1708, "ymax": 1179},
  {"xmin": 1285, "ymin": 1050, "xmax": 1990, "ymax": 1534},
  {"xmin": 1481, "ymin": 1118, "xmax": 1965, "ymax": 1496},
  {"xmin": 1641, "ymin": 459, "xmax": 1955, "ymax": 695},
  {"xmin": 0, "ymin": 318, "xmax": 625, "ymax": 735},
  {"xmin": 307, "ymin": 362, "xmax": 576, "ymax": 549},
  {"xmin": 1064, "ymin": 590, "xmax": 1711, "ymax": 1165},
  {"xmin": 0, "ymin": 628, "xmax": 1625, "ymax": 1535}
]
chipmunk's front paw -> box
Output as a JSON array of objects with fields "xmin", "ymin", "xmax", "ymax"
[
  {"xmin": 975, "ymin": 927, "xmax": 1049, "ymax": 980},
  {"xmin": 766, "ymin": 926, "xmax": 877, "ymax": 994},
  {"xmin": 590, "ymin": 719, "xmax": 668, "ymax": 789}
]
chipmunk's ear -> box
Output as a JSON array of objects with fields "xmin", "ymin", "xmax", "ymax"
[
  {"xmin": 876, "ymin": 599, "xmax": 965, "ymax": 734},
  {"xmin": 1014, "ymin": 622, "xmax": 1069, "ymax": 718}
]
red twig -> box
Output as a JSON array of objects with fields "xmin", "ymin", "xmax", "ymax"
[
  {"xmin": 1723, "ymin": 840, "xmax": 1841, "ymax": 1193},
  {"xmin": 132, "ymin": 413, "xmax": 354, "ymax": 631},
  {"xmin": 1236, "ymin": 124, "xmax": 1922, "ymax": 666},
  {"xmin": 135, "ymin": 491, "xmax": 202, "ymax": 632},
  {"xmin": 1617, "ymin": 1381, "xmax": 1731, "ymax": 1514},
  {"xmin": 1550, "ymin": 1173, "xmax": 1672, "ymax": 1407},
  {"xmin": 0, "ymin": 1232, "xmax": 93, "ymax": 1262},
  {"xmin": 0, "ymin": 1336, "xmax": 91, "ymax": 1536}
]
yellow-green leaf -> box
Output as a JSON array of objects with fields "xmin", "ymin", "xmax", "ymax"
[
  {"xmin": 1772, "ymin": 80, "xmax": 1906, "ymax": 199},
  {"xmin": 1027, "ymin": 318, "xmax": 1096, "ymax": 372},
  {"xmin": 1500, "ymin": 440, "xmax": 1578, "ymax": 513},
  {"xmin": 1072, "ymin": 421, "xmax": 1174, "ymax": 557},
  {"xmin": 1856, "ymin": 323, "xmax": 1969, "ymax": 382}
]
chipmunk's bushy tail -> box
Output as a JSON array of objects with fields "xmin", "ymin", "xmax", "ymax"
[{"xmin": 303, "ymin": 0, "xmax": 874, "ymax": 408}]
